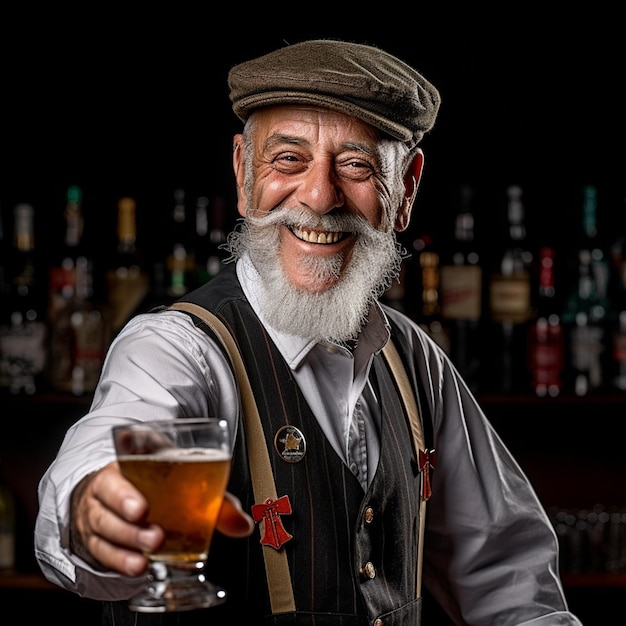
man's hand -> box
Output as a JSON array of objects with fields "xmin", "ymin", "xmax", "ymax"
[{"xmin": 70, "ymin": 461, "xmax": 254, "ymax": 577}]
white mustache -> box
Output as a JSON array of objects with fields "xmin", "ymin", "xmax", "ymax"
[{"xmin": 246, "ymin": 206, "xmax": 373, "ymax": 238}]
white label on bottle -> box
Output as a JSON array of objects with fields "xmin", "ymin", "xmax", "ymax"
[
  {"xmin": 440, "ymin": 265, "xmax": 482, "ymax": 320},
  {"xmin": 489, "ymin": 273, "xmax": 531, "ymax": 323}
]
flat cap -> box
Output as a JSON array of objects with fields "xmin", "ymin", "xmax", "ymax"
[{"xmin": 228, "ymin": 39, "xmax": 441, "ymax": 149}]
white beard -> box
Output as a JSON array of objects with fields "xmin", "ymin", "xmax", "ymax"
[{"xmin": 225, "ymin": 207, "xmax": 404, "ymax": 345}]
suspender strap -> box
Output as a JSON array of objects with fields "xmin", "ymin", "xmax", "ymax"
[
  {"xmin": 382, "ymin": 339, "xmax": 427, "ymax": 599},
  {"xmin": 169, "ymin": 301, "xmax": 296, "ymax": 614}
]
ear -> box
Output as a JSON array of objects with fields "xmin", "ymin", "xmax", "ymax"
[
  {"xmin": 232, "ymin": 134, "xmax": 247, "ymax": 216},
  {"xmin": 394, "ymin": 149, "xmax": 424, "ymax": 232}
]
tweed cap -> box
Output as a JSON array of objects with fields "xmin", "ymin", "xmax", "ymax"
[{"xmin": 228, "ymin": 39, "xmax": 441, "ymax": 149}]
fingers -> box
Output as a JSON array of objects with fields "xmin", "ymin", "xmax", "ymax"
[
  {"xmin": 70, "ymin": 462, "xmax": 255, "ymax": 579},
  {"xmin": 70, "ymin": 462, "xmax": 164, "ymax": 577},
  {"xmin": 217, "ymin": 491, "xmax": 255, "ymax": 538}
]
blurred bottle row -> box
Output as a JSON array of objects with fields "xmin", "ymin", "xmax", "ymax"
[
  {"xmin": 0, "ymin": 187, "xmax": 228, "ymax": 396},
  {"xmin": 384, "ymin": 183, "xmax": 626, "ymax": 397},
  {"xmin": 550, "ymin": 504, "xmax": 626, "ymax": 575},
  {"xmin": 1, "ymin": 182, "xmax": 625, "ymax": 399}
]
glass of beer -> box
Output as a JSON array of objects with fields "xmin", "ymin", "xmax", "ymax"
[{"xmin": 112, "ymin": 418, "xmax": 232, "ymax": 612}]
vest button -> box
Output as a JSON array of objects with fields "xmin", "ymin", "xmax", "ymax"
[
  {"xmin": 374, "ymin": 620, "xmax": 383, "ymax": 626},
  {"xmin": 360, "ymin": 561, "xmax": 376, "ymax": 579},
  {"xmin": 364, "ymin": 506, "xmax": 374, "ymax": 524}
]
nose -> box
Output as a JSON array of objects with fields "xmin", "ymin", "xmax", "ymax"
[{"xmin": 295, "ymin": 159, "xmax": 345, "ymax": 214}]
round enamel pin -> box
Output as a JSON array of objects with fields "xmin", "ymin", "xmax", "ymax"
[{"xmin": 274, "ymin": 425, "xmax": 306, "ymax": 463}]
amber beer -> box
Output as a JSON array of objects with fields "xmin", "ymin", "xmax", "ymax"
[{"xmin": 118, "ymin": 447, "xmax": 231, "ymax": 563}]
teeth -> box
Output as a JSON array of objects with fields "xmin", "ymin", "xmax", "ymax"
[{"xmin": 293, "ymin": 227, "xmax": 342, "ymax": 244}]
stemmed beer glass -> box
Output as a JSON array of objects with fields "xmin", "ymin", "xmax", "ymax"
[{"xmin": 112, "ymin": 417, "xmax": 232, "ymax": 612}]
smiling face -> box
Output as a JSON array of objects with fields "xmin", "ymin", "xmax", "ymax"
[{"xmin": 227, "ymin": 105, "xmax": 422, "ymax": 343}]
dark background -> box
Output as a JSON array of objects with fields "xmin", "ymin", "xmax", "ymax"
[
  {"xmin": 1, "ymin": 3, "xmax": 625, "ymax": 272},
  {"xmin": 1, "ymin": 8, "xmax": 624, "ymax": 623}
]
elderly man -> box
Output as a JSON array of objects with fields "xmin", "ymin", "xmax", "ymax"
[{"xmin": 35, "ymin": 39, "xmax": 582, "ymax": 625}]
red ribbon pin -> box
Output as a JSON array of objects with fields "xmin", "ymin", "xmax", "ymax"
[
  {"xmin": 251, "ymin": 495, "xmax": 293, "ymax": 549},
  {"xmin": 418, "ymin": 448, "xmax": 436, "ymax": 501}
]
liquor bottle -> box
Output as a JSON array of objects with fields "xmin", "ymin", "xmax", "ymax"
[
  {"xmin": 439, "ymin": 185, "xmax": 482, "ymax": 391},
  {"xmin": 0, "ymin": 460, "xmax": 15, "ymax": 571},
  {"xmin": 191, "ymin": 195, "xmax": 210, "ymax": 290},
  {"xmin": 561, "ymin": 185, "xmax": 611, "ymax": 395},
  {"xmin": 486, "ymin": 185, "xmax": 533, "ymax": 393},
  {"xmin": 164, "ymin": 188, "xmax": 193, "ymax": 300},
  {"xmin": 581, "ymin": 185, "xmax": 611, "ymax": 309},
  {"xmin": 408, "ymin": 232, "xmax": 449, "ymax": 353},
  {"xmin": 0, "ymin": 203, "xmax": 48, "ymax": 394},
  {"xmin": 106, "ymin": 197, "xmax": 149, "ymax": 334},
  {"xmin": 527, "ymin": 247, "xmax": 564, "ymax": 397},
  {"xmin": 192, "ymin": 195, "xmax": 227, "ymax": 289},
  {"xmin": 52, "ymin": 186, "xmax": 110, "ymax": 394},
  {"xmin": 48, "ymin": 185, "xmax": 86, "ymax": 325},
  {"xmin": 562, "ymin": 249, "xmax": 609, "ymax": 395}
]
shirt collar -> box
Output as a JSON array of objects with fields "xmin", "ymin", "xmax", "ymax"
[{"xmin": 236, "ymin": 255, "xmax": 391, "ymax": 370}]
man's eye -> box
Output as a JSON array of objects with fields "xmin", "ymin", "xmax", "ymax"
[
  {"xmin": 273, "ymin": 153, "xmax": 304, "ymax": 168},
  {"xmin": 272, "ymin": 153, "xmax": 306, "ymax": 173},
  {"xmin": 276, "ymin": 154, "xmax": 299, "ymax": 163},
  {"xmin": 339, "ymin": 160, "xmax": 374, "ymax": 180}
]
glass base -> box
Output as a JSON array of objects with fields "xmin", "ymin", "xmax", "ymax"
[{"xmin": 128, "ymin": 563, "xmax": 227, "ymax": 613}]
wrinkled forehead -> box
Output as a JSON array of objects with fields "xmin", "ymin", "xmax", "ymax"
[{"xmin": 247, "ymin": 105, "xmax": 409, "ymax": 168}]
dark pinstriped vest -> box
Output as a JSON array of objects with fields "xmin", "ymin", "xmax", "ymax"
[{"xmin": 103, "ymin": 264, "xmax": 424, "ymax": 626}]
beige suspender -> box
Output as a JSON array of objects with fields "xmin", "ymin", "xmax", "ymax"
[
  {"xmin": 169, "ymin": 301, "xmax": 428, "ymax": 611},
  {"xmin": 380, "ymin": 339, "xmax": 428, "ymax": 599},
  {"xmin": 170, "ymin": 301, "xmax": 296, "ymax": 613}
]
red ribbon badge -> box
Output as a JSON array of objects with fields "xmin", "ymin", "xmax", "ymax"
[
  {"xmin": 251, "ymin": 495, "xmax": 293, "ymax": 549},
  {"xmin": 418, "ymin": 448, "xmax": 436, "ymax": 501}
]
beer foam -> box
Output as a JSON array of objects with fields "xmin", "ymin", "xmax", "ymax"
[{"xmin": 119, "ymin": 448, "xmax": 230, "ymax": 462}]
